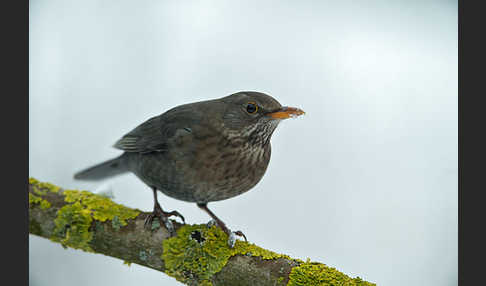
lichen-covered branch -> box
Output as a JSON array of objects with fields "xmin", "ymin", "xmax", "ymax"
[{"xmin": 29, "ymin": 178, "xmax": 375, "ymax": 286}]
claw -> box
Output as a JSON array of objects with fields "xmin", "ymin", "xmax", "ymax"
[
  {"xmin": 206, "ymin": 219, "xmax": 217, "ymax": 228},
  {"xmin": 233, "ymin": 230, "xmax": 247, "ymax": 242},
  {"xmin": 144, "ymin": 212, "xmax": 156, "ymax": 229},
  {"xmin": 197, "ymin": 203, "xmax": 248, "ymax": 248},
  {"xmin": 226, "ymin": 231, "xmax": 247, "ymax": 247},
  {"xmin": 164, "ymin": 210, "xmax": 185, "ymax": 224},
  {"xmin": 227, "ymin": 232, "xmax": 237, "ymax": 248},
  {"xmin": 143, "ymin": 206, "xmax": 183, "ymax": 236},
  {"xmin": 144, "ymin": 188, "xmax": 184, "ymax": 236},
  {"xmin": 163, "ymin": 219, "xmax": 175, "ymax": 234}
]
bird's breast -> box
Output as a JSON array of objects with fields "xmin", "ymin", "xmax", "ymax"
[{"xmin": 173, "ymin": 131, "xmax": 272, "ymax": 202}]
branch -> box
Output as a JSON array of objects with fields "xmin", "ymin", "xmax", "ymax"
[{"xmin": 28, "ymin": 178, "xmax": 375, "ymax": 286}]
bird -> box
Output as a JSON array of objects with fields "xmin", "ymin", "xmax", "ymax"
[{"xmin": 74, "ymin": 91, "xmax": 305, "ymax": 246}]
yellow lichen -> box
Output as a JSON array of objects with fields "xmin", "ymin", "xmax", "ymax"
[
  {"xmin": 62, "ymin": 189, "xmax": 140, "ymax": 225},
  {"xmin": 52, "ymin": 202, "xmax": 94, "ymax": 251},
  {"xmin": 50, "ymin": 189, "xmax": 140, "ymax": 251},
  {"xmin": 29, "ymin": 177, "xmax": 375, "ymax": 285},
  {"xmin": 162, "ymin": 224, "xmax": 375, "ymax": 286},
  {"xmin": 29, "ymin": 177, "xmax": 61, "ymax": 194},
  {"xmin": 29, "ymin": 193, "xmax": 51, "ymax": 209},
  {"xmin": 162, "ymin": 224, "xmax": 289, "ymax": 285},
  {"xmin": 199, "ymin": 280, "xmax": 213, "ymax": 286},
  {"xmin": 232, "ymin": 240, "xmax": 290, "ymax": 260},
  {"xmin": 30, "ymin": 177, "xmax": 142, "ymax": 252},
  {"xmin": 123, "ymin": 260, "xmax": 132, "ymax": 267},
  {"xmin": 287, "ymin": 260, "xmax": 375, "ymax": 286}
]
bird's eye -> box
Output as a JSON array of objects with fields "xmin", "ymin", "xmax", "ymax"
[{"xmin": 246, "ymin": 102, "xmax": 258, "ymax": 114}]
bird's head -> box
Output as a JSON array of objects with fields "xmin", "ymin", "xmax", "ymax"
[{"xmin": 220, "ymin": 91, "xmax": 305, "ymax": 145}]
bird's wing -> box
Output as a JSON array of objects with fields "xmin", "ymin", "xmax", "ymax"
[{"xmin": 113, "ymin": 105, "xmax": 204, "ymax": 154}]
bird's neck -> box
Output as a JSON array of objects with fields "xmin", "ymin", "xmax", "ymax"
[
  {"xmin": 227, "ymin": 122, "xmax": 279, "ymax": 148},
  {"xmin": 222, "ymin": 125, "xmax": 272, "ymax": 155}
]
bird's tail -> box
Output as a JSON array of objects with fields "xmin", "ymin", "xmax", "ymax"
[{"xmin": 74, "ymin": 154, "xmax": 129, "ymax": 181}]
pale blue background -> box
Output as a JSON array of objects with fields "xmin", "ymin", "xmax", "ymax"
[{"xmin": 29, "ymin": 0, "xmax": 457, "ymax": 285}]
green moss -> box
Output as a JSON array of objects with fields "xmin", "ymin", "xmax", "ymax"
[
  {"xmin": 29, "ymin": 193, "xmax": 51, "ymax": 209},
  {"xmin": 287, "ymin": 261, "xmax": 375, "ymax": 286},
  {"xmin": 162, "ymin": 224, "xmax": 289, "ymax": 285}
]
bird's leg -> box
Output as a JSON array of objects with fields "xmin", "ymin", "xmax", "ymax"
[
  {"xmin": 144, "ymin": 187, "xmax": 185, "ymax": 235},
  {"xmin": 197, "ymin": 203, "xmax": 247, "ymax": 247}
]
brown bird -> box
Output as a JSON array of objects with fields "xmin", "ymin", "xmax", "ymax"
[{"xmin": 74, "ymin": 91, "xmax": 304, "ymax": 246}]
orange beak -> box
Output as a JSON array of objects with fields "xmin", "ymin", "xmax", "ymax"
[{"xmin": 265, "ymin": 106, "xmax": 305, "ymax": 119}]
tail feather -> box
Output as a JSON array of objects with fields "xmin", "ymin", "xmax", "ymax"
[{"xmin": 74, "ymin": 155, "xmax": 128, "ymax": 181}]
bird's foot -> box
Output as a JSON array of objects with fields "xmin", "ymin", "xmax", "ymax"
[
  {"xmin": 198, "ymin": 203, "xmax": 246, "ymax": 247},
  {"xmin": 226, "ymin": 229, "xmax": 247, "ymax": 248},
  {"xmin": 206, "ymin": 219, "xmax": 217, "ymax": 228},
  {"xmin": 144, "ymin": 211, "xmax": 175, "ymax": 235},
  {"xmin": 161, "ymin": 209, "xmax": 185, "ymax": 225},
  {"xmin": 233, "ymin": 230, "xmax": 247, "ymax": 242},
  {"xmin": 207, "ymin": 220, "xmax": 247, "ymax": 247},
  {"xmin": 144, "ymin": 204, "xmax": 185, "ymax": 236}
]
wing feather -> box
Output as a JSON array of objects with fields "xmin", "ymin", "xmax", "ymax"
[{"xmin": 113, "ymin": 104, "xmax": 205, "ymax": 154}]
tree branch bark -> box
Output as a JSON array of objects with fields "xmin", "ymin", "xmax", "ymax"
[{"xmin": 28, "ymin": 178, "xmax": 375, "ymax": 286}]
